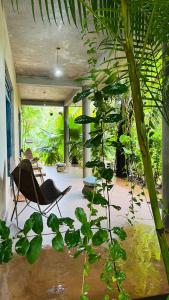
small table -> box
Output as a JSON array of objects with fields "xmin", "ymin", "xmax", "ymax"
[
  {"xmin": 82, "ymin": 176, "xmax": 98, "ymax": 194},
  {"xmin": 56, "ymin": 162, "xmax": 66, "ymax": 172}
]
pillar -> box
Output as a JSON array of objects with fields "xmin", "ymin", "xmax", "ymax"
[
  {"xmin": 64, "ymin": 106, "xmax": 69, "ymax": 165},
  {"xmin": 82, "ymin": 94, "xmax": 91, "ymax": 178}
]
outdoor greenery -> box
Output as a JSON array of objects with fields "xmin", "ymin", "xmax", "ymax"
[
  {"xmin": 22, "ymin": 106, "xmax": 83, "ymax": 165},
  {"xmin": 1, "ymin": 0, "xmax": 169, "ymax": 299}
]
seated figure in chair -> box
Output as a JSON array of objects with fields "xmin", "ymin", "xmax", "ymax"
[
  {"xmin": 24, "ymin": 148, "xmax": 39, "ymax": 164},
  {"xmin": 10, "ymin": 159, "xmax": 71, "ymax": 227}
]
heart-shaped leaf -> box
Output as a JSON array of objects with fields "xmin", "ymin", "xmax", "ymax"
[
  {"xmin": 26, "ymin": 236, "xmax": 42, "ymax": 264},
  {"xmin": 92, "ymin": 229, "xmax": 109, "ymax": 246},
  {"xmin": 15, "ymin": 237, "xmax": 30, "ymax": 256},
  {"xmin": 47, "ymin": 213, "xmax": 59, "ymax": 232},
  {"xmin": 65, "ymin": 230, "xmax": 80, "ymax": 248},
  {"xmin": 75, "ymin": 207, "xmax": 87, "ymax": 223},
  {"xmin": 85, "ymin": 134, "xmax": 103, "ymax": 148},
  {"xmin": 112, "ymin": 227, "xmax": 127, "ymax": 240},
  {"xmin": 30, "ymin": 212, "xmax": 43, "ymax": 234},
  {"xmin": 23, "ymin": 218, "xmax": 34, "ymax": 235},
  {"xmin": 52, "ymin": 232, "xmax": 64, "ymax": 252}
]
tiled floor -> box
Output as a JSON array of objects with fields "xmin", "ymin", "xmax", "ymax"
[
  {"xmin": 2, "ymin": 166, "xmax": 168, "ymax": 300},
  {"xmin": 9, "ymin": 165, "xmax": 154, "ymax": 244}
]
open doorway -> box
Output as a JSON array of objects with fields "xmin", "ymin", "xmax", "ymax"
[{"xmin": 21, "ymin": 105, "xmax": 82, "ymax": 167}]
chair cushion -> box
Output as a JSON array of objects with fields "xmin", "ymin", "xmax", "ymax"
[{"xmin": 40, "ymin": 179, "xmax": 61, "ymax": 204}]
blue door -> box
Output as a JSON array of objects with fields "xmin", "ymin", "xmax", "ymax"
[{"xmin": 5, "ymin": 75, "xmax": 13, "ymax": 176}]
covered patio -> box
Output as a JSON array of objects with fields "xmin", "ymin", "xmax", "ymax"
[
  {"xmin": 9, "ymin": 165, "xmax": 154, "ymax": 243},
  {"xmin": 1, "ymin": 1, "xmax": 169, "ymax": 300}
]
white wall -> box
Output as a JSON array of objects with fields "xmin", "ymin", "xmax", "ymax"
[{"xmin": 0, "ymin": 3, "xmax": 21, "ymax": 219}]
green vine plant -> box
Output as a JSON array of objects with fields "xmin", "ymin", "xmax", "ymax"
[
  {"xmin": 0, "ymin": 32, "xmax": 132, "ymax": 300},
  {"xmin": 2, "ymin": 1, "xmax": 169, "ymax": 299}
]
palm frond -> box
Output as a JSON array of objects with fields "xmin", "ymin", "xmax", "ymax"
[{"xmin": 7, "ymin": 0, "xmax": 169, "ymax": 123}]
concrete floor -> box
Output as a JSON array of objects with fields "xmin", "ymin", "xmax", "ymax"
[
  {"xmin": 9, "ymin": 165, "xmax": 154, "ymax": 245},
  {"xmin": 2, "ymin": 166, "xmax": 168, "ymax": 300}
]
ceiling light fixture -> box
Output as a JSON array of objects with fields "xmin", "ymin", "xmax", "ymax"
[{"xmin": 54, "ymin": 47, "xmax": 63, "ymax": 77}]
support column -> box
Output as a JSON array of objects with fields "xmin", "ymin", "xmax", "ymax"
[
  {"xmin": 162, "ymin": 42, "xmax": 169, "ymax": 230},
  {"xmin": 82, "ymin": 94, "xmax": 91, "ymax": 178},
  {"xmin": 64, "ymin": 106, "xmax": 69, "ymax": 165}
]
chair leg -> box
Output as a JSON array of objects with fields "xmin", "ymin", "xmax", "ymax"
[
  {"xmin": 11, "ymin": 202, "xmax": 17, "ymax": 222},
  {"xmin": 42, "ymin": 195, "xmax": 63, "ymax": 215},
  {"xmin": 16, "ymin": 200, "xmax": 30, "ymax": 218},
  {"xmin": 57, "ymin": 203, "xmax": 62, "ymax": 217},
  {"xmin": 11, "ymin": 180, "xmax": 18, "ymax": 227}
]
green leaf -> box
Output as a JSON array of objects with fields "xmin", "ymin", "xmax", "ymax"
[
  {"xmin": 45, "ymin": 0, "xmax": 51, "ymax": 23},
  {"xmin": 15, "ymin": 237, "xmax": 30, "ymax": 256},
  {"xmin": 88, "ymin": 253, "xmax": 100, "ymax": 264},
  {"xmin": 38, "ymin": 0, "xmax": 44, "ymax": 23},
  {"xmin": 85, "ymin": 160, "xmax": 105, "ymax": 168},
  {"xmin": 85, "ymin": 133, "xmax": 103, "ymax": 148},
  {"xmin": 80, "ymin": 295, "xmax": 89, "ymax": 300},
  {"xmin": 83, "ymin": 262, "xmax": 90, "ymax": 276},
  {"xmin": 73, "ymin": 248, "xmax": 84, "ymax": 258},
  {"xmin": 119, "ymin": 134, "xmax": 131, "ymax": 144},
  {"xmin": 65, "ymin": 230, "xmax": 80, "ymax": 248},
  {"xmin": 31, "ymin": 0, "xmax": 35, "ymax": 21},
  {"xmin": 50, "ymin": 0, "xmax": 56, "ymax": 23},
  {"xmin": 63, "ymin": 0, "xmax": 70, "ymax": 23},
  {"xmin": 75, "ymin": 115, "xmax": 97, "ymax": 124},
  {"xmin": 68, "ymin": 0, "xmax": 77, "ymax": 26},
  {"xmin": 114, "ymin": 270, "xmax": 126, "ymax": 283},
  {"xmin": 0, "ymin": 220, "xmax": 10, "ymax": 239},
  {"xmin": 94, "ymin": 91, "xmax": 103, "ymax": 101},
  {"xmin": 118, "ymin": 291, "xmax": 130, "ymax": 300},
  {"xmin": 111, "ymin": 205, "xmax": 121, "ymax": 211},
  {"xmin": 26, "ymin": 236, "xmax": 42, "ymax": 264},
  {"xmin": 104, "ymin": 295, "xmax": 110, "ymax": 300},
  {"xmin": 52, "ymin": 232, "xmax": 64, "ymax": 252},
  {"xmin": 23, "ymin": 218, "xmax": 34, "ymax": 235},
  {"xmin": 57, "ymin": 0, "xmax": 64, "ymax": 23},
  {"xmin": 73, "ymin": 89, "xmax": 92, "ymax": 103},
  {"xmin": 85, "ymin": 191, "xmax": 108, "ymax": 206},
  {"xmin": 109, "ymin": 240, "xmax": 126, "ymax": 261},
  {"xmin": 101, "ymin": 168, "xmax": 114, "ymax": 181},
  {"xmin": 101, "ymin": 83, "xmax": 128, "ymax": 96},
  {"xmin": 75, "ymin": 207, "xmax": 87, "ymax": 223},
  {"xmin": 105, "ymin": 260, "xmax": 113, "ymax": 273},
  {"xmin": 83, "ymin": 282, "xmax": 90, "ymax": 293},
  {"xmin": 92, "ymin": 229, "xmax": 109, "ymax": 246},
  {"xmin": 0, "ymin": 239, "xmax": 13, "ymax": 263},
  {"xmin": 77, "ymin": 0, "xmax": 83, "ymax": 27},
  {"xmin": 81, "ymin": 222, "xmax": 93, "ymax": 238},
  {"xmin": 112, "ymin": 227, "xmax": 127, "ymax": 240},
  {"xmin": 30, "ymin": 212, "xmax": 43, "ymax": 234},
  {"xmin": 90, "ymin": 216, "xmax": 107, "ymax": 227},
  {"xmin": 59, "ymin": 217, "xmax": 74, "ymax": 228},
  {"xmin": 47, "ymin": 213, "xmax": 59, "ymax": 232},
  {"xmin": 104, "ymin": 113, "xmax": 122, "ymax": 123}
]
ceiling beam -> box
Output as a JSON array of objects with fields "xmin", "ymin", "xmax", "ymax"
[
  {"xmin": 64, "ymin": 89, "xmax": 81, "ymax": 106},
  {"xmin": 17, "ymin": 75, "xmax": 82, "ymax": 89},
  {"xmin": 21, "ymin": 99, "xmax": 64, "ymax": 107}
]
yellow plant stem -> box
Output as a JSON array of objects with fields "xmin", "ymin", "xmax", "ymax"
[{"xmin": 121, "ymin": 0, "xmax": 169, "ymax": 283}]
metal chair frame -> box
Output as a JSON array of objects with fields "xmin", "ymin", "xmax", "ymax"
[{"xmin": 10, "ymin": 159, "xmax": 71, "ymax": 227}]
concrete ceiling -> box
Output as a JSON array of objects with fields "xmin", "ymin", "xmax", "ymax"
[
  {"xmin": 19, "ymin": 84, "xmax": 73, "ymax": 101},
  {"xmin": 4, "ymin": 0, "xmax": 89, "ymax": 105}
]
